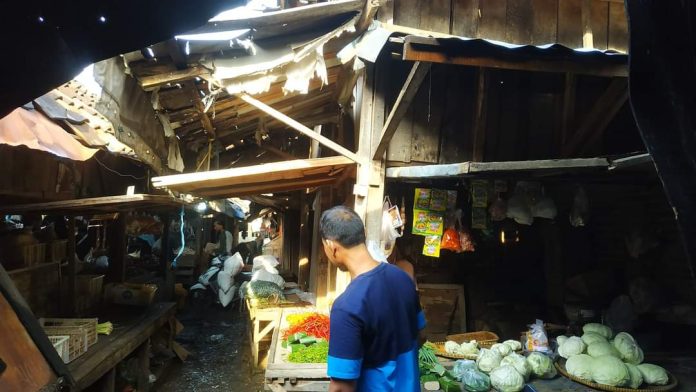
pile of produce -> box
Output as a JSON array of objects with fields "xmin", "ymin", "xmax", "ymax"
[
  {"xmin": 240, "ymin": 280, "xmax": 285, "ymax": 303},
  {"xmin": 419, "ymin": 342, "xmax": 462, "ymax": 392},
  {"xmin": 281, "ymin": 312, "xmax": 330, "ymax": 363},
  {"xmin": 557, "ymin": 322, "xmax": 670, "ymax": 389}
]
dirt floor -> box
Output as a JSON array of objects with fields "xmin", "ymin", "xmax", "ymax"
[{"xmin": 155, "ymin": 294, "xmax": 265, "ymax": 392}]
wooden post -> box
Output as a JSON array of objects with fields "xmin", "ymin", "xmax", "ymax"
[
  {"xmin": 66, "ymin": 216, "xmax": 76, "ymax": 316},
  {"xmin": 137, "ymin": 338, "xmax": 151, "ymax": 392},
  {"xmin": 160, "ymin": 214, "xmax": 174, "ymax": 301},
  {"xmin": 97, "ymin": 367, "xmax": 116, "ymax": 392},
  {"xmin": 472, "ymin": 68, "xmax": 489, "ymax": 162},
  {"xmin": 108, "ymin": 213, "xmax": 127, "ymax": 283}
]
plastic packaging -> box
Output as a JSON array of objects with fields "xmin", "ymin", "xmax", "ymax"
[
  {"xmin": 451, "ymin": 360, "xmax": 477, "ymax": 380},
  {"xmin": 526, "ymin": 319, "xmax": 551, "ymax": 354},
  {"xmin": 441, "ymin": 228, "xmax": 463, "ymax": 252},
  {"xmin": 460, "ymin": 368, "xmax": 491, "ymax": 392}
]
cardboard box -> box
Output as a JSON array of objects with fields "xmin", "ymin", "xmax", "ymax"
[{"xmin": 104, "ymin": 283, "xmax": 157, "ymax": 306}]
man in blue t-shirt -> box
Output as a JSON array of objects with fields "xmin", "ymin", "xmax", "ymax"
[{"xmin": 319, "ymin": 206, "xmax": 426, "ymax": 392}]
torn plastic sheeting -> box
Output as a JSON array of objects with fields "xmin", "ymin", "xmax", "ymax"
[{"xmin": 0, "ymin": 108, "xmax": 98, "ymax": 161}]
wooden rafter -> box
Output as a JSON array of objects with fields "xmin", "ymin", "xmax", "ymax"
[
  {"xmin": 237, "ymin": 93, "xmax": 363, "ymax": 164},
  {"xmin": 563, "ymin": 78, "xmax": 628, "ymax": 157},
  {"xmin": 372, "ymin": 61, "xmax": 431, "ymax": 160},
  {"xmin": 138, "ymin": 66, "xmax": 210, "ymax": 91},
  {"xmin": 355, "ymin": 0, "xmax": 381, "ymax": 33}
]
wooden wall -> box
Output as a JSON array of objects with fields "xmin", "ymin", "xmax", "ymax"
[
  {"xmin": 385, "ymin": 60, "xmax": 642, "ymax": 165},
  {"xmin": 383, "ymin": 0, "xmax": 628, "ymax": 52}
]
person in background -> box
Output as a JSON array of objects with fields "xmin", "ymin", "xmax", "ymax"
[
  {"xmin": 320, "ymin": 206, "xmax": 425, "ymax": 392},
  {"xmin": 211, "ymin": 218, "xmax": 233, "ymax": 256},
  {"xmin": 387, "ymin": 243, "xmax": 417, "ymax": 287}
]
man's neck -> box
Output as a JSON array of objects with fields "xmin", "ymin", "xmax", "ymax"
[{"xmin": 343, "ymin": 245, "xmax": 380, "ymax": 279}]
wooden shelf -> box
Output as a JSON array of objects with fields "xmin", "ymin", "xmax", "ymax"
[
  {"xmin": 0, "ymin": 194, "xmax": 185, "ymax": 215},
  {"xmin": 6, "ymin": 261, "xmax": 64, "ymax": 276}
]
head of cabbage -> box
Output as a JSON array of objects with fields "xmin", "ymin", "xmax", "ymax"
[
  {"xmin": 501, "ymin": 353, "xmax": 531, "ymax": 380},
  {"xmin": 581, "ymin": 332, "xmax": 608, "ymax": 346},
  {"xmin": 625, "ymin": 363, "xmax": 644, "ymax": 389},
  {"xmin": 587, "ymin": 341, "xmax": 620, "ymax": 358},
  {"xmin": 613, "ymin": 332, "xmax": 644, "ymax": 365},
  {"xmin": 566, "ymin": 354, "xmax": 594, "ymax": 381},
  {"xmin": 492, "ymin": 343, "xmax": 513, "ymax": 357},
  {"xmin": 637, "ymin": 363, "xmax": 669, "ymax": 386},
  {"xmin": 583, "ymin": 323, "xmax": 613, "ymax": 339},
  {"xmin": 503, "ymin": 339, "xmax": 522, "ymax": 352},
  {"xmin": 490, "ymin": 365, "xmax": 525, "ymax": 392},
  {"xmin": 526, "ymin": 352, "xmax": 557, "ymax": 379},
  {"xmin": 476, "ymin": 348, "xmax": 503, "ymax": 373},
  {"xmin": 557, "ymin": 335, "xmax": 569, "ymax": 346},
  {"xmin": 558, "ymin": 336, "xmax": 586, "ymax": 359},
  {"xmin": 591, "ymin": 355, "xmax": 629, "ymax": 386}
]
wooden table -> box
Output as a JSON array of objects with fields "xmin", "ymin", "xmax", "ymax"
[
  {"xmin": 68, "ymin": 302, "xmax": 177, "ymax": 391},
  {"xmin": 244, "ymin": 298, "xmax": 312, "ymax": 370}
]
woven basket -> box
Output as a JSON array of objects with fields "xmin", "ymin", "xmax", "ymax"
[
  {"xmin": 49, "ymin": 335, "xmax": 70, "ymax": 363},
  {"xmin": 555, "ymin": 358, "xmax": 678, "ymax": 392},
  {"xmin": 40, "ymin": 318, "xmax": 98, "ymax": 347},
  {"xmin": 447, "ymin": 331, "xmax": 499, "ymax": 348}
]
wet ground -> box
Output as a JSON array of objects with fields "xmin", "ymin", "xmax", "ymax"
[{"xmin": 155, "ymin": 294, "xmax": 265, "ymax": 392}]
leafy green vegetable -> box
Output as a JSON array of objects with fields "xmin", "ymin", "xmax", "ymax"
[
  {"xmin": 288, "ymin": 341, "xmax": 329, "ymax": 363},
  {"xmin": 439, "ymin": 376, "xmax": 462, "ymax": 392},
  {"xmin": 299, "ymin": 336, "xmax": 316, "ymax": 345},
  {"xmin": 421, "ymin": 374, "xmax": 439, "ymax": 383}
]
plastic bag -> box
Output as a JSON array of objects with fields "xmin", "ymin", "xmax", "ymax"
[
  {"xmin": 460, "ymin": 368, "xmax": 491, "ymax": 392},
  {"xmin": 569, "ymin": 185, "xmax": 589, "ymax": 227},
  {"xmin": 223, "ymin": 252, "xmax": 245, "ymax": 276},
  {"xmin": 506, "ymin": 193, "xmax": 533, "ymax": 225},
  {"xmin": 526, "ymin": 319, "xmax": 551, "ymax": 353},
  {"xmin": 380, "ymin": 209, "xmax": 402, "ymax": 257},
  {"xmin": 532, "ymin": 196, "xmax": 557, "ymax": 219},
  {"xmin": 441, "ymin": 228, "xmax": 462, "ymax": 252},
  {"xmin": 252, "ymin": 255, "xmax": 280, "ymax": 272},
  {"xmin": 459, "ymin": 229, "xmax": 476, "ymax": 252},
  {"xmin": 489, "ymin": 196, "xmax": 507, "ymax": 222},
  {"xmin": 452, "ymin": 360, "xmax": 477, "ymax": 380},
  {"xmin": 251, "ymin": 268, "xmax": 285, "ymax": 288}
]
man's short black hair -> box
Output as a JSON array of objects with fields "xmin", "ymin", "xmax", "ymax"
[
  {"xmin": 214, "ymin": 218, "xmax": 225, "ymax": 227},
  {"xmin": 319, "ymin": 206, "xmax": 366, "ymax": 248}
]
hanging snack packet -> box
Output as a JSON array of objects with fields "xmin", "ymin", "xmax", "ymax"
[
  {"xmin": 422, "ymin": 235, "xmax": 441, "ymax": 257},
  {"xmin": 414, "ymin": 188, "xmax": 431, "ymax": 210},
  {"xmin": 429, "ymin": 189, "xmax": 448, "ymax": 211},
  {"xmin": 412, "ymin": 209, "xmax": 429, "ymax": 236},
  {"xmin": 525, "ymin": 319, "xmax": 551, "ymax": 354}
]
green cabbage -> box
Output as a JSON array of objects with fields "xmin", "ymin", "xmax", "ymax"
[
  {"xmin": 587, "ymin": 341, "xmax": 620, "ymax": 358},
  {"xmin": 503, "ymin": 339, "xmax": 522, "ymax": 352},
  {"xmin": 501, "ymin": 353, "xmax": 531, "ymax": 380},
  {"xmin": 581, "ymin": 332, "xmax": 608, "ymax": 346},
  {"xmin": 558, "ymin": 336, "xmax": 586, "ymax": 359},
  {"xmin": 625, "ymin": 363, "xmax": 644, "ymax": 389},
  {"xmin": 476, "ymin": 348, "xmax": 502, "ymax": 373},
  {"xmin": 557, "ymin": 335, "xmax": 569, "ymax": 346},
  {"xmin": 637, "ymin": 363, "xmax": 669, "ymax": 385},
  {"xmin": 460, "ymin": 368, "xmax": 491, "ymax": 392},
  {"xmin": 526, "ymin": 352, "xmax": 557, "ymax": 379},
  {"xmin": 591, "ymin": 355, "xmax": 629, "ymax": 386},
  {"xmin": 613, "ymin": 332, "xmax": 644, "ymax": 365},
  {"xmin": 566, "ymin": 354, "xmax": 594, "ymax": 381},
  {"xmin": 583, "ymin": 323, "xmax": 613, "ymax": 339},
  {"xmin": 491, "ymin": 343, "xmax": 512, "ymax": 357},
  {"xmin": 490, "ymin": 365, "xmax": 525, "ymax": 392}
]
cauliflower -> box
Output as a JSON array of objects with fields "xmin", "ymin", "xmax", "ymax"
[
  {"xmin": 491, "ymin": 343, "xmax": 512, "ymax": 357},
  {"xmin": 445, "ymin": 340, "xmax": 461, "ymax": 354},
  {"xmin": 460, "ymin": 340, "xmax": 480, "ymax": 356},
  {"xmin": 566, "ymin": 354, "xmax": 594, "ymax": 381},
  {"xmin": 613, "ymin": 332, "xmax": 644, "ymax": 365},
  {"xmin": 558, "ymin": 336, "xmax": 586, "ymax": 359}
]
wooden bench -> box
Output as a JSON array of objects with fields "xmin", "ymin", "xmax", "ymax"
[{"xmin": 68, "ymin": 302, "xmax": 177, "ymax": 391}]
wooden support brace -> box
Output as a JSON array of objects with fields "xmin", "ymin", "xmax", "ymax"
[
  {"xmin": 372, "ymin": 61, "xmax": 431, "ymax": 160},
  {"xmin": 138, "ymin": 66, "xmax": 210, "ymax": 92},
  {"xmin": 238, "ymin": 93, "xmax": 364, "ymax": 164}
]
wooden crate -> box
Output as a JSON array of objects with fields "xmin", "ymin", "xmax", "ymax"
[
  {"xmin": 40, "ymin": 318, "xmax": 98, "ymax": 347},
  {"xmin": 265, "ymin": 308, "xmax": 328, "ymax": 391},
  {"xmin": 46, "ymin": 240, "xmax": 67, "ymax": 263}
]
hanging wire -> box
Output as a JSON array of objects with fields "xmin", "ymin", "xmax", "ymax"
[
  {"xmin": 171, "ymin": 206, "xmax": 185, "ymax": 269},
  {"xmin": 94, "ymin": 155, "xmax": 146, "ymax": 180}
]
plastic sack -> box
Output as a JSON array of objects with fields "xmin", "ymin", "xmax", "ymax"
[
  {"xmin": 251, "ymin": 268, "xmax": 285, "ymax": 288},
  {"xmin": 217, "ymin": 270, "xmax": 235, "ymax": 307},
  {"xmin": 569, "ymin": 185, "xmax": 589, "ymax": 227},
  {"xmin": 199, "ymin": 266, "xmax": 220, "ymax": 285},
  {"xmin": 532, "ymin": 196, "xmax": 557, "ymax": 219},
  {"xmin": 441, "ymin": 228, "xmax": 463, "ymax": 252},
  {"xmin": 526, "ymin": 319, "xmax": 551, "ymax": 353},
  {"xmin": 452, "ymin": 360, "xmax": 477, "ymax": 380},
  {"xmin": 223, "ymin": 252, "xmax": 245, "ymax": 276},
  {"xmin": 460, "ymin": 368, "xmax": 491, "ymax": 392},
  {"xmin": 459, "ymin": 229, "xmax": 476, "ymax": 252},
  {"xmin": 380, "ymin": 210, "xmax": 402, "ymax": 258},
  {"xmin": 252, "ymin": 255, "xmax": 280, "ymax": 272},
  {"xmin": 489, "ymin": 196, "xmax": 507, "ymax": 222},
  {"xmin": 506, "ymin": 194, "xmax": 533, "ymax": 225}
]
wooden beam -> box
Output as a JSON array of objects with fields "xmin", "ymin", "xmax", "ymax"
[
  {"xmin": 372, "ymin": 61, "xmax": 431, "ymax": 160},
  {"xmin": 560, "ymin": 73, "xmax": 577, "ymax": 148},
  {"xmin": 402, "ymin": 36, "xmax": 628, "ymax": 77},
  {"xmin": 237, "ymin": 93, "xmax": 363, "ymax": 164},
  {"xmin": 582, "ymin": 0, "xmax": 594, "ymax": 49},
  {"xmin": 187, "ymin": 83, "xmax": 215, "ymax": 139},
  {"xmin": 138, "ymin": 66, "xmax": 210, "ymax": 92},
  {"xmin": 563, "ymin": 78, "xmax": 628, "ymax": 156},
  {"xmin": 355, "ymin": 0, "xmax": 381, "ymax": 33},
  {"xmin": 472, "ymin": 68, "xmax": 489, "ymax": 162}
]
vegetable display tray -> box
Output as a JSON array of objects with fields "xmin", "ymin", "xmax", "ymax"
[
  {"xmin": 432, "ymin": 341, "xmax": 478, "ymax": 360},
  {"xmin": 555, "ymin": 358, "xmax": 678, "ymax": 392}
]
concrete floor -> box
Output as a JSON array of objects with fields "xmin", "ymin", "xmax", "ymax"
[{"xmin": 155, "ymin": 294, "xmax": 265, "ymax": 392}]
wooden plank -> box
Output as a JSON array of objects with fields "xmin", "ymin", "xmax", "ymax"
[
  {"xmin": 385, "ymin": 157, "xmax": 610, "ymax": 178},
  {"xmin": 563, "ymin": 78, "xmax": 628, "ymax": 156},
  {"xmin": 393, "ymin": 0, "xmax": 421, "ymax": 30},
  {"xmin": 373, "ymin": 61, "xmax": 431, "ymax": 160},
  {"xmin": 472, "ymin": 68, "xmax": 489, "ymax": 162},
  {"xmin": 477, "ymin": 0, "xmax": 507, "ymax": 41},
  {"xmin": 409, "ymin": 67, "xmax": 439, "ymax": 163},
  {"xmin": 138, "ymin": 66, "xmax": 210, "ymax": 92},
  {"xmin": 67, "ymin": 217, "xmax": 76, "ymax": 316},
  {"xmin": 190, "ymin": 177, "xmax": 340, "ymax": 198},
  {"xmin": 419, "ymin": 0, "xmax": 452, "ymax": 34},
  {"xmin": 591, "ymin": 0, "xmax": 609, "ymax": 50},
  {"xmin": 608, "ymin": 2, "xmax": 628, "ymax": 53},
  {"xmin": 402, "ymin": 36, "xmax": 628, "ymax": 77},
  {"xmin": 237, "ymin": 94, "xmax": 363, "ymax": 164},
  {"xmin": 530, "ymin": 0, "xmax": 557, "ymax": 44},
  {"xmin": 418, "ymin": 284, "xmax": 467, "ymax": 338},
  {"xmin": 506, "ymin": 0, "xmax": 534, "ymax": 45},
  {"xmin": 581, "ymin": 0, "xmax": 594, "ymax": 48},
  {"xmin": 451, "ymin": 0, "xmax": 480, "ymax": 37},
  {"xmin": 0, "ymin": 194, "xmax": 183, "ymax": 215},
  {"xmin": 557, "ymin": 0, "xmax": 583, "ymax": 48},
  {"xmin": 355, "ymin": 0, "xmax": 381, "ymax": 33},
  {"xmin": 68, "ymin": 303, "xmax": 176, "ymax": 390},
  {"xmin": 560, "ymin": 72, "xmax": 576, "ymax": 148}
]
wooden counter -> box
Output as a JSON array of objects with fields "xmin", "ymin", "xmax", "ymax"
[{"xmin": 68, "ymin": 302, "xmax": 176, "ymax": 391}]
